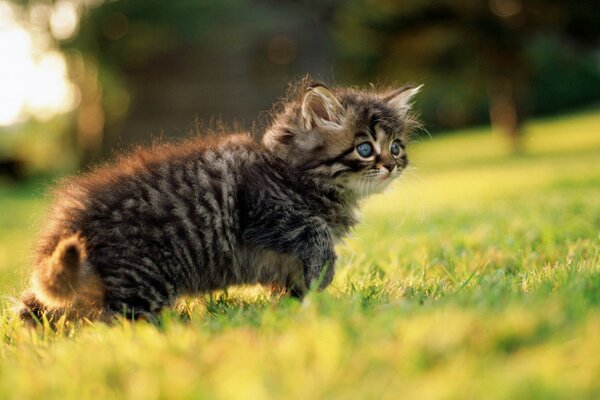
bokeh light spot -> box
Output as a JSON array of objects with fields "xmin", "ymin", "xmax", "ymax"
[
  {"xmin": 50, "ymin": 0, "xmax": 79, "ymax": 40},
  {"xmin": 0, "ymin": 0, "xmax": 79, "ymax": 127},
  {"xmin": 489, "ymin": 0, "xmax": 522, "ymax": 18}
]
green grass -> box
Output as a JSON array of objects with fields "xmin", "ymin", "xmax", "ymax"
[{"xmin": 0, "ymin": 110, "xmax": 599, "ymax": 399}]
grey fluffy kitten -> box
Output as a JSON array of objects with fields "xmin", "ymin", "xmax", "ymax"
[{"xmin": 19, "ymin": 80, "xmax": 421, "ymax": 323}]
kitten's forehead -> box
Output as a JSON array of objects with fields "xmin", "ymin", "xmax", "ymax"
[{"xmin": 342, "ymin": 95, "xmax": 403, "ymax": 137}]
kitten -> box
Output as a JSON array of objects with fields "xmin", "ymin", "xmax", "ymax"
[{"xmin": 18, "ymin": 80, "xmax": 421, "ymax": 323}]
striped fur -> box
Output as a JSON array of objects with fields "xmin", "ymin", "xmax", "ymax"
[{"xmin": 19, "ymin": 81, "xmax": 421, "ymax": 323}]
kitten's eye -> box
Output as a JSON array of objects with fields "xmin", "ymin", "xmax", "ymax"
[
  {"xmin": 356, "ymin": 142, "xmax": 373, "ymax": 158},
  {"xmin": 390, "ymin": 140, "xmax": 402, "ymax": 156}
]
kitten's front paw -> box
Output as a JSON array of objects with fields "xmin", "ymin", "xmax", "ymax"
[
  {"xmin": 304, "ymin": 262, "xmax": 335, "ymax": 291},
  {"xmin": 319, "ymin": 263, "xmax": 335, "ymax": 290}
]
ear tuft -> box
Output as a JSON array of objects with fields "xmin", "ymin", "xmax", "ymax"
[
  {"xmin": 385, "ymin": 84, "xmax": 423, "ymax": 117},
  {"xmin": 301, "ymin": 85, "xmax": 344, "ymax": 129}
]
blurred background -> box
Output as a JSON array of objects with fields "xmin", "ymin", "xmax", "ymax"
[
  {"xmin": 0, "ymin": 0, "xmax": 599, "ymax": 178},
  {"xmin": 1, "ymin": 4, "xmax": 599, "ymax": 394}
]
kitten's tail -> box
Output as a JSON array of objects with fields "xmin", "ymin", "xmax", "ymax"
[{"xmin": 32, "ymin": 234, "xmax": 87, "ymax": 307}]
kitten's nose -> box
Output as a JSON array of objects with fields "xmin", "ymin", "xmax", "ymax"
[
  {"xmin": 376, "ymin": 165, "xmax": 391, "ymax": 177},
  {"xmin": 383, "ymin": 164, "xmax": 395, "ymax": 173}
]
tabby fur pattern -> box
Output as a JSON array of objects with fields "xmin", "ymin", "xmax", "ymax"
[{"xmin": 19, "ymin": 80, "xmax": 421, "ymax": 323}]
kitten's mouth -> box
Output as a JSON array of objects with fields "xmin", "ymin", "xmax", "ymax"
[
  {"xmin": 339, "ymin": 167, "xmax": 404, "ymax": 197},
  {"xmin": 375, "ymin": 174, "xmax": 393, "ymax": 183},
  {"xmin": 368, "ymin": 167, "xmax": 394, "ymax": 180}
]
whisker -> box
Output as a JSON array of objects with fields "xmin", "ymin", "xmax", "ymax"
[{"xmin": 396, "ymin": 167, "xmax": 429, "ymax": 224}]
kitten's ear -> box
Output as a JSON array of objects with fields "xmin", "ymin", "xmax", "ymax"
[
  {"xmin": 301, "ymin": 85, "xmax": 344, "ymax": 129},
  {"xmin": 384, "ymin": 84, "xmax": 423, "ymax": 117}
]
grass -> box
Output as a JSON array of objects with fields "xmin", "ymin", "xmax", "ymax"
[{"xmin": 0, "ymin": 109, "xmax": 599, "ymax": 399}]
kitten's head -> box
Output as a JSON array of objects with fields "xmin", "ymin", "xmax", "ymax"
[{"xmin": 263, "ymin": 81, "xmax": 422, "ymax": 196}]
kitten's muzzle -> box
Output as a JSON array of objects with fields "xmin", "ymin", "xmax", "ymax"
[
  {"xmin": 378, "ymin": 164, "xmax": 396, "ymax": 177},
  {"xmin": 384, "ymin": 163, "xmax": 396, "ymax": 173}
]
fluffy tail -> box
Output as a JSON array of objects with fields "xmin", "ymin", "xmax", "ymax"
[{"xmin": 32, "ymin": 234, "xmax": 86, "ymax": 307}]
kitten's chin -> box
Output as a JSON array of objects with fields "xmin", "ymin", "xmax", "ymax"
[{"xmin": 342, "ymin": 174, "xmax": 398, "ymax": 198}]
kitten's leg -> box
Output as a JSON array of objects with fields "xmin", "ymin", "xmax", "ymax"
[
  {"xmin": 101, "ymin": 275, "xmax": 172, "ymax": 323},
  {"xmin": 296, "ymin": 233, "xmax": 336, "ymax": 292},
  {"xmin": 283, "ymin": 218, "xmax": 336, "ymax": 291},
  {"xmin": 18, "ymin": 290, "xmax": 48, "ymax": 325},
  {"xmin": 267, "ymin": 259, "xmax": 308, "ymax": 299},
  {"xmin": 17, "ymin": 290, "xmax": 73, "ymax": 326},
  {"xmin": 287, "ymin": 284, "xmax": 309, "ymax": 299},
  {"xmin": 268, "ymin": 246, "xmax": 334, "ymax": 299},
  {"xmin": 246, "ymin": 217, "xmax": 336, "ymax": 294},
  {"xmin": 269, "ymin": 280, "xmax": 306, "ymax": 299}
]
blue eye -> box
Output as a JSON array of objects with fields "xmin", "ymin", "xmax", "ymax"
[
  {"xmin": 356, "ymin": 142, "xmax": 373, "ymax": 158},
  {"xmin": 390, "ymin": 140, "xmax": 401, "ymax": 156}
]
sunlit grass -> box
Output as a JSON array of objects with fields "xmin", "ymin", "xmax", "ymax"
[{"xmin": 0, "ymin": 109, "xmax": 598, "ymax": 399}]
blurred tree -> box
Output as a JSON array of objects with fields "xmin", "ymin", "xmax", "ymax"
[
  {"xmin": 4, "ymin": 0, "xmax": 600, "ymax": 171},
  {"xmin": 334, "ymin": 0, "xmax": 600, "ymax": 151},
  {"xmin": 6, "ymin": 0, "xmax": 334, "ymax": 166},
  {"xmin": 58, "ymin": 0, "xmax": 334, "ymax": 164}
]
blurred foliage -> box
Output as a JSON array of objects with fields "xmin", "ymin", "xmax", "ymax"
[
  {"xmin": 60, "ymin": 0, "xmax": 327, "ymax": 163},
  {"xmin": 0, "ymin": 115, "xmax": 78, "ymax": 175},
  {"xmin": 1, "ymin": 0, "xmax": 600, "ymax": 172},
  {"xmin": 333, "ymin": 0, "xmax": 600, "ymax": 146},
  {"xmin": 529, "ymin": 36, "xmax": 600, "ymax": 114}
]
